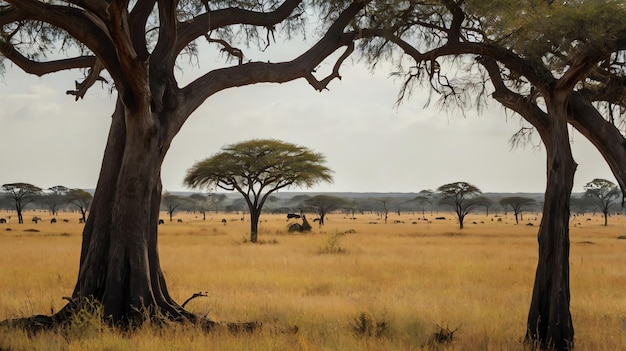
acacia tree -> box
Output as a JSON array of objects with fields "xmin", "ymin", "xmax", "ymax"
[
  {"xmin": 353, "ymin": 1, "xmax": 626, "ymax": 348},
  {"xmin": 184, "ymin": 139, "xmax": 333, "ymax": 243},
  {"xmin": 0, "ymin": 0, "xmax": 366, "ymax": 326},
  {"xmin": 437, "ymin": 181, "xmax": 483, "ymax": 229},
  {"xmin": 45, "ymin": 185, "xmax": 69, "ymax": 216},
  {"xmin": 412, "ymin": 189, "xmax": 433, "ymax": 219},
  {"xmin": 304, "ymin": 195, "xmax": 349, "ymax": 226},
  {"xmin": 500, "ymin": 196, "xmax": 536, "ymax": 224},
  {"xmin": 161, "ymin": 192, "xmax": 187, "ymax": 222},
  {"xmin": 66, "ymin": 188, "xmax": 93, "ymax": 223},
  {"xmin": 583, "ymin": 178, "xmax": 620, "ymax": 226},
  {"xmin": 1, "ymin": 183, "xmax": 42, "ymax": 224}
]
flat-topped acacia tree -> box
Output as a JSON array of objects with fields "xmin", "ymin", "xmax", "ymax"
[
  {"xmin": 0, "ymin": 0, "xmax": 366, "ymax": 326},
  {"xmin": 184, "ymin": 139, "xmax": 333, "ymax": 243}
]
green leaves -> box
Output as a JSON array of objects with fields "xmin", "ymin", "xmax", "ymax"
[{"xmin": 184, "ymin": 138, "xmax": 333, "ymax": 193}]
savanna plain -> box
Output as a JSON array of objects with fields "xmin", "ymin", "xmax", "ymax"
[{"xmin": 0, "ymin": 209, "xmax": 625, "ymax": 351}]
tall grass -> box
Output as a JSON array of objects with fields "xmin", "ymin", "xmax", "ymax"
[{"xmin": 0, "ymin": 209, "xmax": 625, "ymax": 350}]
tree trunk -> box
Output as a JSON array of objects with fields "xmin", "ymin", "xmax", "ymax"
[
  {"xmin": 52, "ymin": 98, "xmax": 195, "ymax": 326},
  {"xmin": 249, "ymin": 209, "xmax": 260, "ymax": 243},
  {"xmin": 526, "ymin": 95, "xmax": 575, "ymax": 350}
]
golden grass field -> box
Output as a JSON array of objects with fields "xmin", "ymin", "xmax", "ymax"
[{"xmin": 0, "ymin": 208, "xmax": 625, "ymax": 350}]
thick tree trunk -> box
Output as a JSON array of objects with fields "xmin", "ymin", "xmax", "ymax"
[
  {"xmin": 53, "ymin": 98, "xmax": 195, "ymax": 326},
  {"xmin": 526, "ymin": 96, "xmax": 575, "ymax": 350},
  {"xmin": 250, "ymin": 209, "xmax": 260, "ymax": 243}
]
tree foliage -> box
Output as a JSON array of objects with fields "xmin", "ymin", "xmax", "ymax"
[
  {"xmin": 583, "ymin": 178, "xmax": 620, "ymax": 226},
  {"xmin": 66, "ymin": 188, "xmax": 93, "ymax": 223},
  {"xmin": 184, "ymin": 139, "xmax": 332, "ymax": 242},
  {"xmin": 436, "ymin": 181, "xmax": 483, "ymax": 229},
  {"xmin": 1, "ymin": 183, "xmax": 42, "ymax": 224},
  {"xmin": 304, "ymin": 194, "xmax": 349, "ymax": 226},
  {"xmin": 500, "ymin": 196, "xmax": 536, "ymax": 224}
]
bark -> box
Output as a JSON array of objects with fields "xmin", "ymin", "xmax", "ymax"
[
  {"xmin": 249, "ymin": 209, "xmax": 261, "ymax": 243},
  {"xmin": 51, "ymin": 98, "xmax": 194, "ymax": 327},
  {"xmin": 526, "ymin": 93, "xmax": 575, "ymax": 350}
]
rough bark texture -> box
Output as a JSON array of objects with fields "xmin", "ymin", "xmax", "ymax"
[
  {"xmin": 525, "ymin": 94, "xmax": 575, "ymax": 350},
  {"xmin": 48, "ymin": 98, "xmax": 195, "ymax": 327}
]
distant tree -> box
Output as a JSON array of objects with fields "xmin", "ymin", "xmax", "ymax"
[
  {"xmin": 305, "ymin": 195, "xmax": 350, "ymax": 226},
  {"xmin": 188, "ymin": 193, "xmax": 208, "ymax": 220},
  {"xmin": 66, "ymin": 189, "xmax": 93, "ymax": 223},
  {"xmin": 476, "ymin": 196, "xmax": 493, "ymax": 216},
  {"xmin": 584, "ymin": 179, "xmax": 620, "ymax": 226},
  {"xmin": 412, "ymin": 190, "xmax": 434, "ymax": 219},
  {"xmin": 500, "ymin": 197, "xmax": 536, "ymax": 224},
  {"xmin": 1, "ymin": 183, "xmax": 42, "ymax": 224},
  {"xmin": 437, "ymin": 182, "xmax": 483, "ymax": 229},
  {"xmin": 161, "ymin": 192, "xmax": 188, "ymax": 222},
  {"xmin": 378, "ymin": 198, "xmax": 391, "ymax": 224},
  {"xmin": 570, "ymin": 195, "xmax": 596, "ymax": 216},
  {"xmin": 184, "ymin": 139, "xmax": 333, "ymax": 243},
  {"xmin": 206, "ymin": 193, "xmax": 228, "ymax": 214},
  {"xmin": 44, "ymin": 185, "xmax": 69, "ymax": 216}
]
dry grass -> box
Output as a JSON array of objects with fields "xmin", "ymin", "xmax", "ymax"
[{"xmin": 0, "ymin": 209, "xmax": 625, "ymax": 350}]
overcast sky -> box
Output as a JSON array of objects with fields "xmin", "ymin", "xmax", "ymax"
[{"xmin": 0, "ymin": 37, "xmax": 616, "ymax": 195}]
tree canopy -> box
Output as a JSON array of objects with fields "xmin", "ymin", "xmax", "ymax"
[
  {"xmin": 583, "ymin": 178, "xmax": 621, "ymax": 226},
  {"xmin": 184, "ymin": 139, "xmax": 333, "ymax": 242},
  {"xmin": 437, "ymin": 181, "xmax": 483, "ymax": 229},
  {"xmin": 1, "ymin": 183, "xmax": 42, "ymax": 224}
]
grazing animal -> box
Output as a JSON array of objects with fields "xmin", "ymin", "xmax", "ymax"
[
  {"xmin": 50, "ymin": 218, "xmax": 57, "ymax": 224},
  {"xmin": 0, "ymin": 218, "xmax": 6, "ymax": 224},
  {"xmin": 32, "ymin": 217, "xmax": 42, "ymax": 223},
  {"xmin": 158, "ymin": 219, "xmax": 165, "ymax": 225},
  {"xmin": 287, "ymin": 213, "xmax": 301, "ymax": 220},
  {"xmin": 177, "ymin": 219, "xmax": 183, "ymax": 223},
  {"xmin": 221, "ymin": 218, "xmax": 227, "ymax": 225},
  {"xmin": 63, "ymin": 219, "xmax": 69, "ymax": 223}
]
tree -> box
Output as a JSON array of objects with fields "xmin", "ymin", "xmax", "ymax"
[
  {"xmin": 437, "ymin": 182, "xmax": 482, "ymax": 229},
  {"xmin": 1, "ymin": 183, "xmax": 42, "ymax": 224},
  {"xmin": 206, "ymin": 193, "xmax": 228, "ymax": 214},
  {"xmin": 412, "ymin": 189, "xmax": 434, "ymax": 219},
  {"xmin": 43, "ymin": 185, "xmax": 69, "ymax": 216},
  {"xmin": 304, "ymin": 195, "xmax": 349, "ymax": 226},
  {"xmin": 188, "ymin": 193, "xmax": 208, "ymax": 220},
  {"xmin": 66, "ymin": 189, "xmax": 93, "ymax": 223},
  {"xmin": 583, "ymin": 179, "xmax": 620, "ymax": 226},
  {"xmin": 0, "ymin": 1, "xmax": 366, "ymax": 326},
  {"xmin": 161, "ymin": 192, "xmax": 188, "ymax": 222},
  {"xmin": 353, "ymin": 1, "xmax": 626, "ymax": 348},
  {"xmin": 184, "ymin": 139, "xmax": 333, "ymax": 243},
  {"xmin": 500, "ymin": 197, "xmax": 536, "ymax": 224}
]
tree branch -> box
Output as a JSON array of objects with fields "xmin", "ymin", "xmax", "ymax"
[
  {"xmin": 66, "ymin": 58, "xmax": 108, "ymax": 100},
  {"xmin": 0, "ymin": 38, "xmax": 96, "ymax": 76}
]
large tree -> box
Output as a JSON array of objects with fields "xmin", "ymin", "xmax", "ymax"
[
  {"xmin": 436, "ymin": 181, "xmax": 483, "ymax": 229},
  {"xmin": 1, "ymin": 183, "xmax": 42, "ymax": 224},
  {"xmin": 184, "ymin": 139, "xmax": 333, "ymax": 243},
  {"xmin": 0, "ymin": 0, "xmax": 365, "ymax": 326},
  {"xmin": 352, "ymin": 1, "xmax": 626, "ymax": 348},
  {"xmin": 583, "ymin": 178, "xmax": 620, "ymax": 226}
]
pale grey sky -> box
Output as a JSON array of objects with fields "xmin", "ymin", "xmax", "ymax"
[{"xmin": 0, "ymin": 39, "xmax": 616, "ymax": 195}]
